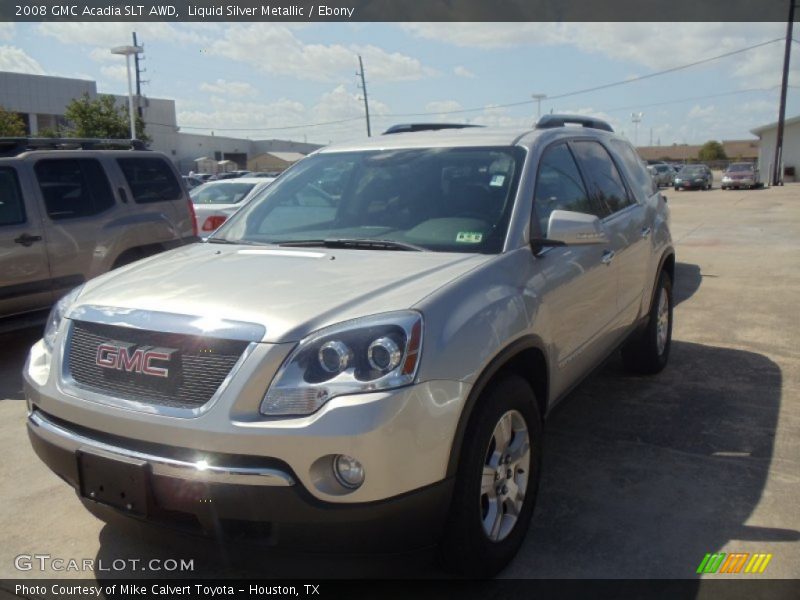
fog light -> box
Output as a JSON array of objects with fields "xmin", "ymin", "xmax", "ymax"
[{"xmin": 333, "ymin": 454, "xmax": 365, "ymax": 489}]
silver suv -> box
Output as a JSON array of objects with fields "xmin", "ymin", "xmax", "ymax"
[
  {"xmin": 24, "ymin": 116, "xmax": 674, "ymax": 576},
  {"xmin": 0, "ymin": 140, "xmax": 197, "ymax": 328}
]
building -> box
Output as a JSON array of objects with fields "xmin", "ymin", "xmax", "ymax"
[
  {"xmin": 0, "ymin": 71, "xmax": 321, "ymax": 173},
  {"xmin": 751, "ymin": 115, "xmax": 800, "ymax": 183},
  {"xmin": 636, "ymin": 139, "xmax": 759, "ymax": 163}
]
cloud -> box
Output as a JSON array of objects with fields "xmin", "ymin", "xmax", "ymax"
[
  {"xmin": 199, "ymin": 79, "xmax": 256, "ymax": 97},
  {"xmin": 401, "ymin": 23, "xmax": 788, "ymax": 88},
  {"xmin": 688, "ymin": 104, "xmax": 716, "ymax": 119},
  {"xmin": 425, "ymin": 100, "xmax": 464, "ymax": 114},
  {"xmin": 37, "ymin": 22, "xmax": 206, "ymax": 48},
  {"xmin": 209, "ymin": 25, "xmax": 436, "ymax": 83},
  {"xmin": 453, "ymin": 65, "xmax": 475, "ymax": 78},
  {"xmin": 0, "ymin": 23, "xmax": 14, "ymax": 42},
  {"xmin": 99, "ymin": 64, "xmax": 129, "ymax": 83},
  {"xmin": 0, "ymin": 45, "xmax": 45, "ymax": 75}
]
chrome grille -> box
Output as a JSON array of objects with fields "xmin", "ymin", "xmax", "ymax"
[{"xmin": 66, "ymin": 320, "xmax": 249, "ymax": 410}]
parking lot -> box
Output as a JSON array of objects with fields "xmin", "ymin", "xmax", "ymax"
[{"xmin": 0, "ymin": 184, "xmax": 798, "ymax": 580}]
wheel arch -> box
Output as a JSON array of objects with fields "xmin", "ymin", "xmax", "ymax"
[{"xmin": 446, "ymin": 337, "xmax": 549, "ymax": 478}]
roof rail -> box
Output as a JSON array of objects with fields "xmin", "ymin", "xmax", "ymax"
[
  {"xmin": 0, "ymin": 137, "xmax": 147, "ymax": 157},
  {"xmin": 535, "ymin": 114, "xmax": 614, "ymax": 133},
  {"xmin": 382, "ymin": 123, "xmax": 483, "ymax": 135}
]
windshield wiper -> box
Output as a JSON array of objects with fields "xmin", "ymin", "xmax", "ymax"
[
  {"xmin": 206, "ymin": 238, "xmax": 261, "ymax": 246},
  {"xmin": 278, "ymin": 238, "xmax": 424, "ymax": 251}
]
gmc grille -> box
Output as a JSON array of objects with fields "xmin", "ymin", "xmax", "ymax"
[{"xmin": 66, "ymin": 320, "xmax": 249, "ymax": 410}]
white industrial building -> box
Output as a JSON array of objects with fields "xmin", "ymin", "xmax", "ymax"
[
  {"xmin": 751, "ymin": 115, "xmax": 800, "ymax": 183},
  {"xmin": 0, "ymin": 71, "xmax": 321, "ymax": 173}
]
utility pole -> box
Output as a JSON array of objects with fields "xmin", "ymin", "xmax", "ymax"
[
  {"xmin": 357, "ymin": 55, "xmax": 371, "ymax": 137},
  {"xmin": 631, "ymin": 112, "xmax": 643, "ymax": 147},
  {"xmin": 132, "ymin": 32, "xmax": 145, "ymax": 119},
  {"xmin": 531, "ymin": 93, "xmax": 546, "ymax": 120},
  {"xmin": 772, "ymin": 1, "xmax": 795, "ymax": 186}
]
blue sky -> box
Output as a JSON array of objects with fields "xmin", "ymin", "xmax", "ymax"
[{"xmin": 0, "ymin": 22, "xmax": 797, "ymax": 145}]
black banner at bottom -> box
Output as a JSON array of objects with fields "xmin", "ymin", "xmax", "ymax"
[{"xmin": 2, "ymin": 579, "xmax": 799, "ymax": 600}]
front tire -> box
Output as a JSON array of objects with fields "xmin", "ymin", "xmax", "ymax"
[
  {"xmin": 438, "ymin": 375, "xmax": 542, "ymax": 577},
  {"xmin": 621, "ymin": 270, "xmax": 673, "ymax": 374}
]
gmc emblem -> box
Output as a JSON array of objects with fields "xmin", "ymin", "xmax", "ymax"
[{"xmin": 95, "ymin": 342, "xmax": 174, "ymax": 378}]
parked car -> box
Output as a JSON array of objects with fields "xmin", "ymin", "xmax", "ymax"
[
  {"xmin": 0, "ymin": 140, "xmax": 197, "ymax": 329},
  {"xmin": 674, "ymin": 164, "xmax": 713, "ymax": 190},
  {"xmin": 24, "ymin": 116, "xmax": 674, "ymax": 577},
  {"xmin": 182, "ymin": 175, "xmax": 204, "ymax": 190},
  {"xmin": 721, "ymin": 162, "xmax": 760, "ymax": 190},
  {"xmin": 250, "ymin": 171, "xmax": 281, "ymax": 178},
  {"xmin": 190, "ymin": 177, "xmax": 274, "ymax": 232},
  {"xmin": 647, "ymin": 163, "xmax": 676, "ymax": 187}
]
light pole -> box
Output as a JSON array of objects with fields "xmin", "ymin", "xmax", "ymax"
[
  {"xmin": 631, "ymin": 112, "xmax": 644, "ymax": 147},
  {"xmin": 531, "ymin": 93, "xmax": 547, "ymax": 120},
  {"xmin": 111, "ymin": 44, "xmax": 144, "ymax": 140}
]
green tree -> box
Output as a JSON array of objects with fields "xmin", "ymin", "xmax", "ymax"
[
  {"xmin": 0, "ymin": 106, "xmax": 27, "ymax": 136},
  {"xmin": 698, "ymin": 140, "xmax": 727, "ymax": 161},
  {"xmin": 63, "ymin": 93, "xmax": 150, "ymax": 142}
]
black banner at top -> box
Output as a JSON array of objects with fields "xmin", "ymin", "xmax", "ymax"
[{"xmin": 0, "ymin": 0, "xmax": 797, "ymax": 22}]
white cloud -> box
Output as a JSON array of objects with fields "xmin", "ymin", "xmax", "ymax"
[
  {"xmin": 99, "ymin": 64, "xmax": 129, "ymax": 82},
  {"xmin": 453, "ymin": 65, "xmax": 475, "ymax": 78},
  {"xmin": 0, "ymin": 45, "xmax": 45, "ymax": 75},
  {"xmin": 37, "ymin": 22, "xmax": 206, "ymax": 48},
  {"xmin": 0, "ymin": 23, "xmax": 14, "ymax": 42},
  {"xmin": 199, "ymin": 79, "xmax": 256, "ymax": 97},
  {"xmin": 401, "ymin": 22, "xmax": 788, "ymax": 88},
  {"xmin": 688, "ymin": 104, "xmax": 716, "ymax": 119},
  {"xmin": 425, "ymin": 100, "xmax": 464, "ymax": 114},
  {"xmin": 209, "ymin": 25, "xmax": 436, "ymax": 83}
]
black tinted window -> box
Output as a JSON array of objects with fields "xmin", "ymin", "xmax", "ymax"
[
  {"xmin": 35, "ymin": 159, "xmax": 114, "ymax": 220},
  {"xmin": 533, "ymin": 144, "xmax": 600, "ymax": 236},
  {"xmin": 0, "ymin": 167, "xmax": 25, "ymax": 226},
  {"xmin": 572, "ymin": 141, "xmax": 635, "ymax": 215},
  {"xmin": 117, "ymin": 157, "xmax": 181, "ymax": 203},
  {"xmin": 610, "ymin": 139, "xmax": 657, "ymax": 200}
]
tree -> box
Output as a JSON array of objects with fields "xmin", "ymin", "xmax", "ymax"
[
  {"xmin": 698, "ymin": 140, "xmax": 727, "ymax": 161},
  {"xmin": 63, "ymin": 93, "xmax": 150, "ymax": 142},
  {"xmin": 0, "ymin": 106, "xmax": 26, "ymax": 137}
]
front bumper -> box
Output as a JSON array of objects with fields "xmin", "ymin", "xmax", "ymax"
[
  {"xmin": 721, "ymin": 177, "xmax": 755, "ymax": 187},
  {"xmin": 675, "ymin": 180, "xmax": 708, "ymax": 189},
  {"xmin": 27, "ymin": 408, "xmax": 454, "ymax": 550}
]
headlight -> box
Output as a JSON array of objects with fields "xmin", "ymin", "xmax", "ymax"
[
  {"xmin": 43, "ymin": 285, "xmax": 84, "ymax": 352},
  {"xmin": 261, "ymin": 311, "xmax": 423, "ymax": 416}
]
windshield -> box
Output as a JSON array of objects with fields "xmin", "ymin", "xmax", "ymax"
[
  {"xmin": 190, "ymin": 182, "xmax": 257, "ymax": 205},
  {"xmin": 727, "ymin": 163, "xmax": 754, "ymax": 173},
  {"xmin": 679, "ymin": 166, "xmax": 705, "ymax": 175},
  {"xmin": 211, "ymin": 146, "xmax": 526, "ymax": 254}
]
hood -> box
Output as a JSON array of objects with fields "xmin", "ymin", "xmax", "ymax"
[{"xmin": 74, "ymin": 243, "xmax": 492, "ymax": 342}]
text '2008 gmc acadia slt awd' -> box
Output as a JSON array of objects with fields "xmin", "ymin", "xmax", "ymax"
[{"xmin": 24, "ymin": 115, "xmax": 674, "ymax": 577}]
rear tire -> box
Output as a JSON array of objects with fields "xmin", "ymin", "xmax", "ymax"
[
  {"xmin": 438, "ymin": 375, "xmax": 542, "ymax": 578},
  {"xmin": 622, "ymin": 270, "xmax": 673, "ymax": 375}
]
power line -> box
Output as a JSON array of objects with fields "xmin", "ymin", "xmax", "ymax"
[
  {"xmin": 364, "ymin": 37, "xmax": 785, "ymax": 119},
  {"xmin": 147, "ymin": 38, "xmax": 786, "ymax": 134}
]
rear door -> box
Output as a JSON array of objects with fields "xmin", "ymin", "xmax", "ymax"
[
  {"xmin": 115, "ymin": 155, "xmax": 195, "ymax": 241},
  {"xmin": 0, "ymin": 162, "xmax": 53, "ymax": 317},
  {"xmin": 531, "ymin": 142, "xmax": 618, "ymax": 389},
  {"xmin": 32, "ymin": 156, "xmax": 120, "ymax": 297},
  {"xmin": 571, "ymin": 140, "xmax": 650, "ymax": 328}
]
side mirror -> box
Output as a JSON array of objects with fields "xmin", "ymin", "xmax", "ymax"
[{"xmin": 545, "ymin": 209, "xmax": 608, "ymax": 246}]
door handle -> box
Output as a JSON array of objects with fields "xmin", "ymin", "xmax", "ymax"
[
  {"xmin": 641, "ymin": 226, "xmax": 652, "ymax": 238},
  {"xmin": 601, "ymin": 249, "xmax": 616, "ymax": 265},
  {"xmin": 14, "ymin": 233, "xmax": 43, "ymax": 247}
]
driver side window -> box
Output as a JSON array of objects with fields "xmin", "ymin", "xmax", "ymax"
[{"xmin": 532, "ymin": 144, "xmax": 599, "ymax": 237}]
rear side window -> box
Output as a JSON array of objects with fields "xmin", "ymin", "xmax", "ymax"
[
  {"xmin": 117, "ymin": 157, "xmax": 181, "ymax": 203},
  {"xmin": 0, "ymin": 167, "xmax": 25, "ymax": 226},
  {"xmin": 533, "ymin": 143, "xmax": 602, "ymax": 236},
  {"xmin": 610, "ymin": 139, "xmax": 657, "ymax": 200},
  {"xmin": 571, "ymin": 141, "xmax": 635, "ymax": 215},
  {"xmin": 34, "ymin": 159, "xmax": 114, "ymax": 220}
]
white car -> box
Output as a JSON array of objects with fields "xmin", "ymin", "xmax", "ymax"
[{"xmin": 190, "ymin": 177, "xmax": 275, "ymax": 233}]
